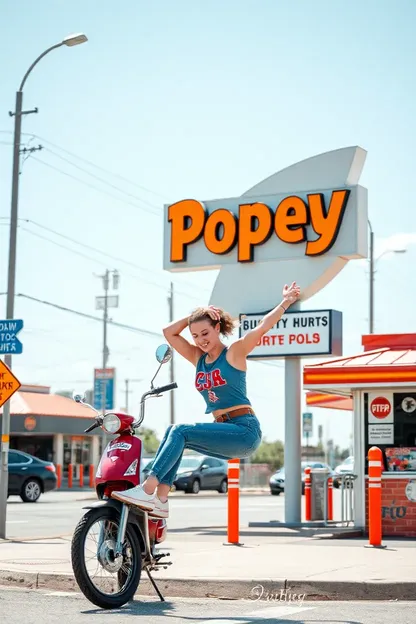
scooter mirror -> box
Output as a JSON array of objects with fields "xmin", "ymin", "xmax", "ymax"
[
  {"xmin": 156, "ymin": 344, "xmax": 172, "ymax": 364},
  {"xmin": 73, "ymin": 392, "xmax": 85, "ymax": 403}
]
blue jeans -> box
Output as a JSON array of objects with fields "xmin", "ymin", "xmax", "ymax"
[{"xmin": 147, "ymin": 414, "xmax": 262, "ymax": 486}]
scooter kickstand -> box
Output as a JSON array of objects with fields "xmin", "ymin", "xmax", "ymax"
[{"xmin": 145, "ymin": 566, "xmax": 165, "ymax": 602}]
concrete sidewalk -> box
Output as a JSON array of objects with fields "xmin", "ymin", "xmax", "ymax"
[{"xmin": 1, "ymin": 525, "xmax": 415, "ymax": 601}]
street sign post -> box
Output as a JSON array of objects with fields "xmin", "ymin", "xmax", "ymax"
[
  {"xmin": 94, "ymin": 368, "xmax": 115, "ymax": 411},
  {"xmin": 0, "ymin": 359, "xmax": 22, "ymax": 538},
  {"xmin": 0, "ymin": 319, "xmax": 23, "ymax": 355}
]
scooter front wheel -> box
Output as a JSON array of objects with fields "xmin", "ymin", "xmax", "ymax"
[{"xmin": 71, "ymin": 506, "xmax": 142, "ymax": 609}]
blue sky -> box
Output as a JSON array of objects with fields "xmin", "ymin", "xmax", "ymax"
[{"xmin": 1, "ymin": 0, "xmax": 415, "ymax": 452}]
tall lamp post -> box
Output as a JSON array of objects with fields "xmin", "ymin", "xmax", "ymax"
[
  {"xmin": 0, "ymin": 33, "xmax": 88, "ymax": 539},
  {"xmin": 368, "ymin": 220, "xmax": 407, "ymax": 334}
]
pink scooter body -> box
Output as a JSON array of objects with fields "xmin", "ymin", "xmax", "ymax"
[{"xmin": 95, "ymin": 421, "xmax": 166, "ymax": 545}]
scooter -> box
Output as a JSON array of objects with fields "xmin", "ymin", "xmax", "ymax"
[{"xmin": 70, "ymin": 344, "xmax": 177, "ymax": 609}]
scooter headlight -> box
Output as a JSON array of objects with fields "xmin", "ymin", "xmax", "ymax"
[{"xmin": 102, "ymin": 413, "xmax": 121, "ymax": 434}]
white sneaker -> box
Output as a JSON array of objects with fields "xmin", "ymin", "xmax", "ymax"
[
  {"xmin": 149, "ymin": 497, "xmax": 169, "ymax": 519},
  {"xmin": 111, "ymin": 485, "xmax": 155, "ymax": 511}
]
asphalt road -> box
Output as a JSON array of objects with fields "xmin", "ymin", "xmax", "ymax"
[
  {"xmin": 1, "ymin": 586, "xmax": 415, "ymax": 623},
  {"xmin": 5, "ymin": 491, "xmax": 288, "ymax": 539}
]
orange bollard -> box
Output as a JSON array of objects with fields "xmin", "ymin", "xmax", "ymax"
[
  {"xmin": 226, "ymin": 458, "xmax": 242, "ymax": 545},
  {"xmin": 367, "ymin": 446, "xmax": 385, "ymax": 548},
  {"xmin": 305, "ymin": 467, "xmax": 311, "ymax": 521},
  {"xmin": 79, "ymin": 464, "xmax": 84, "ymax": 488},
  {"xmin": 56, "ymin": 464, "xmax": 62, "ymax": 489},
  {"xmin": 89, "ymin": 464, "xmax": 95, "ymax": 488},
  {"xmin": 68, "ymin": 464, "xmax": 73, "ymax": 489},
  {"xmin": 327, "ymin": 475, "xmax": 333, "ymax": 521}
]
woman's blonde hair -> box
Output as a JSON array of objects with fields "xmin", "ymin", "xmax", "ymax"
[{"xmin": 188, "ymin": 306, "xmax": 237, "ymax": 337}]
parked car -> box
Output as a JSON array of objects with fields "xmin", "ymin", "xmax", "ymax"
[
  {"xmin": 269, "ymin": 461, "xmax": 333, "ymax": 495},
  {"xmin": 8, "ymin": 450, "xmax": 57, "ymax": 502},
  {"xmin": 333, "ymin": 455, "xmax": 354, "ymax": 488},
  {"xmin": 144, "ymin": 454, "xmax": 228, "ymax": 494}
]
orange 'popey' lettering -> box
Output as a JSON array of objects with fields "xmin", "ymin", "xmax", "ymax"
[
  {"xmin": 168, "ymin": 199, "xmax": 206, "ymax": 262},
  {"xmin": 168, "ymin": 190, "xmax": 351, "ymax": 263}
]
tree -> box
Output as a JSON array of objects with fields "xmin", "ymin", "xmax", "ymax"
[
  {"xmin": 139, "ymin": 428, "xmax": 161, "ymax": 454},
  {"xmin": 250, "ymin": 439, "xmax": 284, "ymax": 471}
]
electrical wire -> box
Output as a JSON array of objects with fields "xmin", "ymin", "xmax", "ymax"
[
  {"xmin": 30, "ymin": 155, "xmax": 162, "ymax": 217},
  {"xmin": 0, "ymin": 129, "xmax": 170, "ymax": 201},
  {"xmin": 44, "ymin": 146, "xmax": 164, "ymax": 213},
  {"xmin": 13, "ymin": 293, "xmax": 163, "ymax": 338}
]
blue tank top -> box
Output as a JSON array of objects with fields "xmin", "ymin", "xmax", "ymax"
[{"xmin": 195, "ymin": 347, "xmax": 251, "ymax": 414}]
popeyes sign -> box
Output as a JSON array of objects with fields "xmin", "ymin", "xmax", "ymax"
[
  {"xmin": 163, "ymin": 146, "xmax": 368, "ymax": 317},
  {"xmin": 165, "ymin": 186, "xmax": 365, "ymax": 269}
]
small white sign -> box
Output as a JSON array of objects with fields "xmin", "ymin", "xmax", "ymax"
[
  {"xmin": 96, "ymin": 295, "xmax": 119, "ymax": 310},
  {"xmin": 368, "ymin": 424, "xmax": 394, "ymax": 444},
  {"xmin": 239, "ymin": 309, "xmax": 342, "ymax": 358},
  {"xmin": 368, "ymin": 392, "xmax": 394, "ymax": 424}
]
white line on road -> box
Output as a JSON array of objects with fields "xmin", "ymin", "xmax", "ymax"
[
  {"xmin": 6, "ymin": 521, "xmax": 28, "ymax": 524},
  {"xmin": 201, "ymin": 604, "xmax": 314, "ymax": 623}
]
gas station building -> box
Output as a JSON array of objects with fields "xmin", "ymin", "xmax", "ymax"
[
  {"xmin": 304, "ymin": 332, "xmax": 416, "ymax": 537},
  {"xmin": 0, "ymin": 383, "xmax": 102, "ymax": 477}
]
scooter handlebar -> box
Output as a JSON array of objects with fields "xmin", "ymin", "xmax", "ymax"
[{"xmin": 152, "ymin": 382, "xmax": 178, "ymax": 395}]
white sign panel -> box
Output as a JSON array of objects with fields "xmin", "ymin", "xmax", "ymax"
[
  {"xmin": 368, "ymin": 392, "xmax": 394, "ymax": 424},
  {"xmin": 96, "ymin": 296, "xmax": 119, "ymax": 310},
  {"xmin": 239, "ymin": 309, "xmax": 342, "ymax": 358},
  {"xmin": 368, "ymin": 424, "xmax": 394, "ymax": 445}
]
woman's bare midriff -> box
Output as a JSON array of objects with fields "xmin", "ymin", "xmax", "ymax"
[{"xmin": 212, "ymin": 404, "xmax": 253, "ymax": 418}]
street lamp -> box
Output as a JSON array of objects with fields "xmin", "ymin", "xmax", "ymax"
[
  {"xmin": 0, "ymin": 33, "xmax": 88, "ymax": 539},
  {"xmin": 368, "ymin": 220, "xmax": 407, "ymax": 334}
]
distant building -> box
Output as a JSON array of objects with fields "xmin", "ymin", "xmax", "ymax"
[{"xmin": 0, "ymin": 384, "xmax": 103, "ymax": 476}]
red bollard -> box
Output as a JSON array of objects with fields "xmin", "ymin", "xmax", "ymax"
[
  {"xmin": 68, "ymin": 464, "xmax": 73, "ymax": 489},
  {"xmin": 305, "ymin": 467, "xmax": 311, "ymax": 521},
  {"xmin": 366, "ymin": 446, "xmax": 386, "ymax": 548},
  {"xmin": 89, "ymin": 464, "xmax": 95, "ymax": 488},
  {"xmin": 226, "ymin": 458, "xmax": 241, "ymax": 545},
  {"xmin": 79, "ymin": 464, "xmax": 84, "ymax": 488},
  {"xmin": 327, "ymin": 475, "xmax": 333, "ymax": 521},
  {"xmin": 56, "ymin": 464, "xmax": 62, "ymax": 489}
]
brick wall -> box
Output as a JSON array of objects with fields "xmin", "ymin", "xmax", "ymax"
[{"xmin": 365, "ymin": 477, "xmax": 416, "ymax": 537}]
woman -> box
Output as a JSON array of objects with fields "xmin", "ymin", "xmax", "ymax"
[{"xmin": 112, "ymin": 281, "xmax": 300, "ymax": 517}]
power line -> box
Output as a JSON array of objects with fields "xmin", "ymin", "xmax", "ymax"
[
  {"xmin": 3, "ymin": 292, "xmax": 163, "ymax": 338},
  {"xmin": 30, "ymin": 155, "xmax": 162, "ymax": 217},
  {"xmin": 44, "ymin": 146, "xmax": 163, "ymax": 213},
  {"xmin": 0, "ymin": 129, "xmax": 170, "ymax": 202}
]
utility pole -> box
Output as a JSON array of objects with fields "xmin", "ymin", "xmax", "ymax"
[
  {"xmin": 95, "ymin": 270, "xmax": 119, "ymax": 414},
  {"xmin": 369, "ymin": 222, "xmax": 374, "ymax": 334},
  {"xmin": 0, "ymin": 33, "xmax": 88, "ymax": 540},
  {"xmin": 167, "ymin": 282, "xmax": 175, "ymax": 425},
  {"xmin": 124, "ymin": 378, "xmax": 142, "ymax": 413}
]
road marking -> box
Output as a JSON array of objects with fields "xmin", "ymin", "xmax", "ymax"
[
  {"xmin": 6, "ymin": 521, "xmax": 28, "ymax": 524},
  {"xmin": 201, "ymin": 604, "xmax": 314, "ymax": 623}
]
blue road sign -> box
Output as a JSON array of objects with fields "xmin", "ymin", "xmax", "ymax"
[
  {"xmin": 93, "ymin": 368, "xmax": 115, "ymax": 411},
  {"xmin": 0, "ymin": 319, "xmax": 23, "ymax": 355},
  {"xmin": 302, "ymin": 412, "xmax": 313, "ymax": 436}
]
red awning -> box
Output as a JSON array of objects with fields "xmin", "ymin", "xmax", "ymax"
[
  {"xmin": 305, "ymin": 391, "xmax": 353, "ymax": 411},
  {"xmin": 303, "ymin": 334, "xmax": 416, "ymax": 394}
]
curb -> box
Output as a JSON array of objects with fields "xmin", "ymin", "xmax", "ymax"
[{"xmin": 1, "ymin": 570, "xmax": 415, "ymax": 601}]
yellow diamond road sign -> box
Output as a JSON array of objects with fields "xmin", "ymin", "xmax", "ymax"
[{"xmin": 0, "ymin": 360, "xmax": 21, "ymax": 409}]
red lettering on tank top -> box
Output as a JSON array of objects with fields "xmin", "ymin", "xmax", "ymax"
[
  {"xmin": 195, "ymin": 372, "xmax": 205, "ymax": 391},
  {"xmin": 195, "ymin": 369, "xmax": 227, "ymax": 392},
  {"xmin": 212, "ymin": 369, "xmax": 226, "ymax": 387}
]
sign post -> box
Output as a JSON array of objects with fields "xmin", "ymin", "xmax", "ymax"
[{"xmin": 0, "ymin": 358, "xmax": 22, "ymax": 538}]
